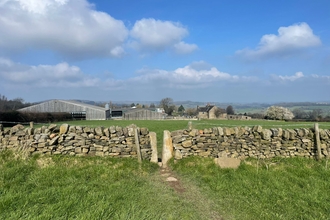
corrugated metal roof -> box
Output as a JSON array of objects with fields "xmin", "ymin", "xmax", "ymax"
[
  {"xmin": 18, "ymin": 99, "xmax": 106, "ymax": 112},
  {"xmin": 59, "ymin": 100, "xmax": 106, "ymax": 111}
]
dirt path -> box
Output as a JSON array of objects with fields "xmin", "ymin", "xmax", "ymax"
[{"xmin": 158, "ymin": 166, "xmax": 224, "ymax": 220}]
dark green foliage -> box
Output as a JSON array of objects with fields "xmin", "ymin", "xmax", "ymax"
[
  {"xmin": 0, "ymin": 111, "xmax": 72, "ymax": 125},
  {"xmin": 226, "ymin": 105, "xmax": 235, "ymax": 115}
]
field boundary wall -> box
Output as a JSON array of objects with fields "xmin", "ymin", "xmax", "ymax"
[
  {"xmin": 0, "ymin": 123, "xmax": 157, "ymax": 162},
  {"xmin": 165, "ymin": 124, "xmax": 330, "ymax": 162}
]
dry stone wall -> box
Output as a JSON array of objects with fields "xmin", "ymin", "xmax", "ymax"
[
  {"xmin": 0, "ymin": 123, "xmax": 154, "ymax": 160},
  {"xmin": 171, "ymin": 125, "xmax": 330, "ymax": 160}
]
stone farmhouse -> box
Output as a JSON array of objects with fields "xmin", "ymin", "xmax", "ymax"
[
  {"xmin": 197, "ymin": 104, "xmax": 227, "ymax": 119},
  {"xmin": 197, "ymin": 104, "xmax": 251, "ymax": 120}
]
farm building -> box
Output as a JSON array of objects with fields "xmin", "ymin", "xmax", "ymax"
[
  {"xmin": 197, "ymin": 104, "xmax": 227, "ymax": 119},
  {"xmin": 111, "ymin": 108, "xmax": 166, "ymax": 120},
  {"xmin": 227, "ymin": 114, "xmax": 251, "ymax": 120},
  {"xmin": 18, "ymin": 99, "xmax": 110, "ymax": 120},
  {"xmin": 123, "ymin": 108, "xmax": 166, "ymax": 120}
]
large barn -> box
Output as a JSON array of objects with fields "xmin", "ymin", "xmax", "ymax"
[
  {"xmin": 18, "ymin": 99, "xmax": 110, "ymax": 120},
  {"xmin": 111, "ymin": 108, "xmax": 166, "ymax": 120},
  {"xmin": 18, "ymin": 99, "xmax": 167, "ymax": 120}
]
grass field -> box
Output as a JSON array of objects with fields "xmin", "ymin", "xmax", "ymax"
[
  {"xmin": 171, "ymin": 156, "xmax": 330, "ymax": 220},
  {"xmin": 0, "ymin": 151, "xmax": 212, "ymax": 219},
  {"xmin": 1, "ymin": 151, "xmax": 330, "ymax": 219},
  {"xmin": 2, "ymin": 119, "xmax": 330, "ymax": 219}
]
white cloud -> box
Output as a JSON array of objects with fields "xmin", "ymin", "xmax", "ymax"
[
  {"xmin": 311, "ymin": 74, "xmax": 330, "ymax": 81},
  {"xmin": 131, "ymin": 63, "xmax": 253, "ymax": 89},
  {"xmin": 130, "ymin": 18, "xmax": 196, "ymax": 54},
  {"xmin": 236, "ymin": 23, "xmax": 321, "ymax": 60},
  {"xmin": 173, "ymin": 41, "xmax": 198, "ymax": 54},
  {"xmin": 0, "ymin": 58, "xmax": 99, "ymax": 87},
  {"xmin": 271, "ymin": 72, "xmax": 306, "ymax": 82},
  {"xmin": 1, "ymin": 58, "xmax": 329, "ymax": 103},
  {"xmin": 0, "ymin": 0, "xmax": 128, "ymax": 59},
  {"xmin": 276, "ymin": 71, "xmax": 305, "ymax": 81}
]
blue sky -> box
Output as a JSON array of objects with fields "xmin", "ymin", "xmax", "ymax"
[{"xmin": 0, "ymin": 0, "xmax": 329, "ymax": 103}]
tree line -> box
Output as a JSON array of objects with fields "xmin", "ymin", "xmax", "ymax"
[
  {"xmin": 0, "ymin": 94, "xmax": 71, "ymax": 124},
  {"xmin": 0, "ymin": 94, "xmax": 32, "ymax": 111}
]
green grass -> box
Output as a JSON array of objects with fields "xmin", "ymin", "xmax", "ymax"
[
  {"xmin": 0, "ymin": 151, "xmax": 212, "ymax": 219},
  {"xmin": 6, "ymin": 119, "xmax": 329, "ymax": 219},
  {"xmin": 2, "ymin": 150, "xmax": 330, "ymax": 219},
  {"xmin": 171, "ymin": 156, "xmax": 330, "ymax": 220}
]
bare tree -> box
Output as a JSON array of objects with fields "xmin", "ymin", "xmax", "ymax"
[
  {"xmin": 186, "ymin": 108, "xmax": 197, "ymax": 117},
  {"xmin": 159, "ymin": 97, "xmax": 176, "ymax": 115},
  {"xmin": 214, "ymin": 107, "xmax": 226, "ymax": 118}
]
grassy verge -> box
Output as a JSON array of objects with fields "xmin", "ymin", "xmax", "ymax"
[
  {"xmin": 171, "ymin": 156, "xmax": 330, "ymax": 220},
  {"xmin": 0, "ymin": 151, "xmax": 211, "ymax": 219}
]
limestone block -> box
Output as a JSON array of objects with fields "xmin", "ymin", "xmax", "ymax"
[
  {"xmin": 95, "ymin": 127, "xmax": 104, "ymax": 136},
  {"xmin": 174, "ymin": 149, "xmax": 183, "ymax": 159},
  {"xmin": 217, "ymin": 127, "xmax": 224, "ymax": 136},
  {"xmin": 199, "ymin": 151, "xmax": 211, "ymax": 157},
  {"xmin": 172, "ymin": 136, "xmax": 186, "ymax": 144},
  {"xmin": 148, "ymin": 132, "xmax": 158, "ymax": 163},
  {"xmin": 140, "ymin": 127, "xmax": 148, "ymax": 135},
  {"xmin": 252, "ymin": 125, "xmax": 263, "ymax": 133},
  {"xmin": 10, "ymin": 124, "xmax": 25, "ymax": 135},
  {"xmin": 58, "ymin": 124, "xmax": 69, "ymax": 135},
  {"xmin": 182, "ymin": 140, "xmax": 192, "ymax": 148},
  {"xmin": 103, "ymin": 128, "xmax": 110, "ymax": 137},
  {"xmin": 162, "ymin": 130, "xmax": 173, "ymax": 167},
  {"xmin": 261, "ymin": 129, "xmax": 272, "ymax": 140},
  {"xmin": 189, "ymin": 129, "xmax": 198, "ymax": 137},
  {"xmin": 68, "ymin": 126, "xmax": 76, "ymax": 133},
  {"xmin": 95, "ymin": 151, "xmax": 104, "ymax": 156}
]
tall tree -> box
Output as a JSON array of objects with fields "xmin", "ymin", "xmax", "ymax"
[
  {"xmin": 226, "ymin": 105, "xmax": 235, "ymax": 115},
  {"xmin": 159, "ymin": 97, "xmax": 176, "ymax": 115},
  {"xmin": 178, "ymin": 105, "xmax": 185, "ymax": 113}
]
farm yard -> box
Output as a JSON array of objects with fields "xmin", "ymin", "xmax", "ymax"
[{"xmin": 1, "ymin": 119, "xmax": 330, "ymax": 219}]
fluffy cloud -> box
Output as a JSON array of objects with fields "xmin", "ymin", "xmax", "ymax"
[
  {"xmin": 129, "ymin": 63, "xmax": 252, "ymax": 90},
  {"xmin": 236, "ymin": 23, "xmax": 321, "ymax": 60},
  {"xmin": 0, "ymin": 58, "xmax": 99, "ymax": 87},
  {"xmin": 173, "ymin": 42, "xmax": 198, "ymax": 54},
  {"xmin": 0, "ymin": 0, "xmax": 128, "ymax": 59},
  {"xmin": 130, "ymin": 18, "xmax": 197, "ymax": 54},
  {"xmin": 1, "ymin": 58, "xmax": 329, "ymax": 102}
]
